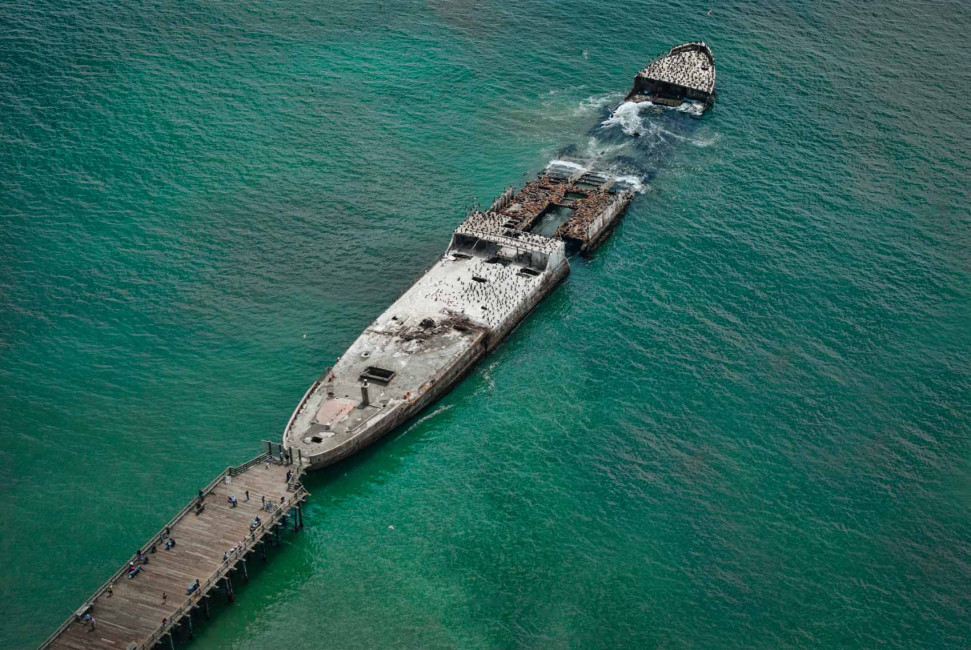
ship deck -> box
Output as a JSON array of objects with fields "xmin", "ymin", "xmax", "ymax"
[{"xmin": 285, "ymin": 223, "xmax": 565, "ymax": 461}]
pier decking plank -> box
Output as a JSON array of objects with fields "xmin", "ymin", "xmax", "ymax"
[{"xmin": 43, "ymin": 458, "xmax": 305, "ymax": 650}]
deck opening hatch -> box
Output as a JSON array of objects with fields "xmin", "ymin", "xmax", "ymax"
[
  {"xmin": 531, "ymin": 204, "xmax": 575, "ymax": 237},
  {"xmin": 360, "ymin": 366, "xmax": 396, "ymax": 384}
]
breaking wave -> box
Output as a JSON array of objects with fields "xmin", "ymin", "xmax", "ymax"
[
  {"xmin": 574, "ymin": 92, "xmax": 624, "ymax": 117},
  {"xmin": 601, "ymin": 101, "xmax": 646, "ymax": 136},
  {"xmin": 600, "ymin": 100, "xmax": 705, "ymax": 136},
  {"xmin": 542, "ymin": 92, "xmax": 713, "ymax": 200},
  {"xmin": 545, "ymin": 159, "xmax": 586, "ymax": 173},
  {"xmin": 612, "ymin": 175, "xmax": 646, "ymax": 194}
]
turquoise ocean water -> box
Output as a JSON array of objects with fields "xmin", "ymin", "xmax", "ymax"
[{"xmin": 2, "ymin": 1, "xmax": 970, "ymax": 647}]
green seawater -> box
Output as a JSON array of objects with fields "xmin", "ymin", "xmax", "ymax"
[{"xmin": 2, "ymin": 1, "xmax": 970, "ymax": 647}]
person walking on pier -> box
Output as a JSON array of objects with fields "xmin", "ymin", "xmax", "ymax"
[{"xmin": 245, "ymin": 490, "xmax": 249, "ymax": 501}]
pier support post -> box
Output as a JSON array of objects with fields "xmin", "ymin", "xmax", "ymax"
[
  {"xmin": 298, "ymin": 502, "xmax": 304, "ymax": 529},
  {"xmin": 226, "ymin": 575, "xmax": 235, "ymax": 603},
  {"xmin": 241, "ymin": 559, "xmax": 249, "ymax": 582},
  {"xmin": 203, "ymin": 596, "xmax": 210, "ymax": 620},
  {"xmin": 261, "ymin": 539, "xmax": 267, "ymax": 560},
  {"xmin": 293, "ymin": 508, "xmax": 299, "ymax": 532},
  {"xmin": 168, "ymin": 633, "xmax": 176, "ymax": 650},
  {"xmin": 275, "ymin": 525, "xmax": 280, "ymax": 546},
  {"xmin": 187, "ymin": 614, "xmax": 193, "ymax": 638}
]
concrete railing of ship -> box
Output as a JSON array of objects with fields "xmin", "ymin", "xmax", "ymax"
[
  {"xmin": 669, "ymin": 41, "xmax": 714, "ymax": 66},
  {"xmin": 282, "ymin": 367, "xmax": 332, "ymax": 442},
  {"xmin": 136, "ymin": 483, "xmax": 309, "ymax": 650},
  {"xmin": 586, "ymin": 191, "xmax": 634, "ymax": 241},
  {"xmin": 489, "ymin": 186, "xmax": 516, "ymax": 213},
  {"xmin": 37, "ymin": 452, "xmax": 272, "ymax": 650},
  {"xmin": 456, "ymin": 212, "xmax": 563, "ymax": 255}
]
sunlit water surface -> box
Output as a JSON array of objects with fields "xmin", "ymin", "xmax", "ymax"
[{"xmin": 2, "ymin": 1, "xmax": 970, "ymax": 647}]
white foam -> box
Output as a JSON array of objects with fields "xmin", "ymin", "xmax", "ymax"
[
  {"xmin": 601, "ymin": 101, "xmax": 646, "ymax": 136},
  {"xmin": 545, "ymin": 159, "xmax": 587, "ymax": 173},
  {"xmin": 677, "ymin": 100, "xmax": 706, "ymax": 116},
  {"xmin": 612, "ymin": 175, "xmax": 647, "ymax": 194},
  {"xmin": 601, "ymin": 99, "xmax": 705, "ymax": 135},
  {"xmin": 580, "ymin": 136, "xmax": 629, "ymax": 160},
  {"xmin": 574, "ymin": 92, "xmax": 623, "ymax": 117},
  {"xmin": 688, "ymin": 132, "xmax": 720, "ymax": 148}
]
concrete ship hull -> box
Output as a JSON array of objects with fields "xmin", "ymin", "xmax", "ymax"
[
  {"xmin": 283, "ymin": 45, "xmax": 714, "ymax": 471},
  {"xmin": 291, "ymin": 261, "xmax": 569, "ymax": 470},
  {"xmin": 283, "ymin": 168, "xmax": 629, "ymax": 471}
]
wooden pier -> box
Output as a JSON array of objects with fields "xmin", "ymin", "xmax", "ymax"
[{"xmin": 39, "ymin": 450, "xmax": 308, "ymax": 650}]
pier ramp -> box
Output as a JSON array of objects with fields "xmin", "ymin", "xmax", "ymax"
[{"xmin": 40, "ymin": 451, "xmax": 307, "ymax": 650}]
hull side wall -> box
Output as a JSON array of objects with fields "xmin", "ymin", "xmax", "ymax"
[{"xmin": 300, "ymin": 259, "xmax": 570, "ymax": 469}]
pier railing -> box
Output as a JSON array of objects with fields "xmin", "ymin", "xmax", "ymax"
[
  {"xmin": 37, "ymin": 452, "xmax": 275, "ymax": 650},
  {"xmin": 137, "ymin": 484, "xmax": 308, "ymax": 650},
  {"xmin": 229, "ymin": 452, "xmax": 270, "ymax": 476}
]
